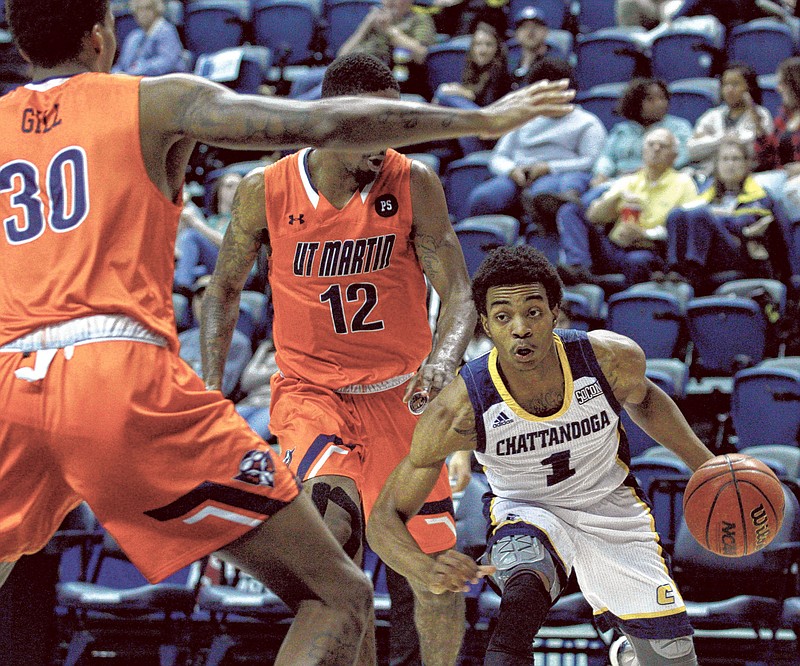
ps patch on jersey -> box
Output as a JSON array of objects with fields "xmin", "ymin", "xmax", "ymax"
[{"xmin": 375, "ymin": 194, "xmax": 398, "ymax": 217}]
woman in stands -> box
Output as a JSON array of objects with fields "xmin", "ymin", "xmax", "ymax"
[
  {"xmin": 433, "ymin": 21, "xmax": 511, "ymax": 155},
  {"xmin": 591, "ymin": 78, "xmax": 693, "ymax": 187},
  {"xmin": 687, "ymin": 62, "xmax": 773, "ymax": 179},
  {"xmin": 661, "ymin": 135, "xmax": 786, "ymax": 291}
]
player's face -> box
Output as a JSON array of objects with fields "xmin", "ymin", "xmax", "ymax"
[
  {"xmin": 336, "ymin": 88, "xmax": 400, "ymax": 183},
  {"xmin": 481, "ymin": 283, "xmax": 558, "ymax": 372}
]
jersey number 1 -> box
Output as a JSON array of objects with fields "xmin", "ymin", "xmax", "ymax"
[
  {"xmin": 320, "ymin": 283, "xmax": 384, "ymax": 335},
  {"xmin": 541, "ymin": 450, "xmax": 576, "ymax": 486},
  {"xmin": 1, "ymin": 146, "xmax": 89, "ymax": 245}
]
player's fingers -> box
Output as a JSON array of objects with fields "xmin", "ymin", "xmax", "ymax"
[
  {"xmin": 476, "ymin": 565, "xmax": 497, "ymax": 578},
  {"xmin": 402, "ymin": 373, "xmax": 421, "ymax": 402}
]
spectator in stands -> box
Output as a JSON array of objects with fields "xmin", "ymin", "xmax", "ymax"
[
  {"xmin": 112, "ymin": 0, "xmax": 186, "ymax": 76},
  {"xmin": 178, "ymin": 275, "xmax": 253, "ymax": 398},
  {"xmin": 428, "ymin": 0, "xmax": 507, "ymax": 38},
  {"xmin": 338, "ymin": 0, "xmax": 436, "ymax": 94},
  {"xmin": 465, "ymin": 57, "xmax": 606, "ymax": 230},
  {"xmin": 557, "ymin": 127, "xmax": 698, "ymax": 285},
  {"xmin": 174, "ymin": 171, "xmax": 244, "ymax": 295},
  {"xmin": 433, "ymin": 21, "xmax": 512, "ymax": 155},
  {"xmin": 661, "ymin": 135, "xmax": 783, "ymax": 290},
  {"xmin": 591, "ymin": 78, "xmax": 693, "ymax": 186},
  {"xmin": 616, "ymin": 0, "xmax": 671, "ymax": 29},
  {"xmin": 509, "ymin": 7, "xmax": 550, "ymax": 90},
  {"xmin": 687, "ymin": 63, "xmax": 773, "ymax": 179},
  {"xmin": 668, "ymin": 0, "xmax": 776, "ymax": 31},
  {"xmin": 751, "ymin": 55, "xmax": 800, "ymax": 248}
]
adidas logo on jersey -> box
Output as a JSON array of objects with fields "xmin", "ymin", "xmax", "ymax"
[{"xmin": 492, "ymin": 411, "xmax": 513, "ymax": 428}]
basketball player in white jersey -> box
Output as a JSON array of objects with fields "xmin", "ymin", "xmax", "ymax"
[{"xmin": 368, "ymin": 245, "xmax": 715, "ymax": 665}]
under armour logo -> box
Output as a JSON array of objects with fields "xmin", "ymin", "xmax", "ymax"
[{"xmin": 288, "ymin": 213, "xmax": 305, "ymax": 225}]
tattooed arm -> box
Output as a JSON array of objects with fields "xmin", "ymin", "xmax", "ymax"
[
  {"xmin": 138, "ymin": 74, "xmax": 574, "ymax": 201},
  {"xmin": 368, "ymin": 376, "xmax": 489, "ymax": 593},
  {"xmin": 200, "ymin": 169, "xmax": 267, "ymax": 392},
  {"xmin": 406, "ymin": 160, "xmax": 476, "ymax": 405},
  {"xmin": 589, "ymin": 330, "xmax": 713, "ymax": 471}
]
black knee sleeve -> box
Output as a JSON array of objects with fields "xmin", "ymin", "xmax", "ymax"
[{"xmin": 485, "ymin": 572, "xmax": 551, "ymax": 666}]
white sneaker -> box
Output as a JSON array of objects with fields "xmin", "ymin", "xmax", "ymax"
[{"xmin": 609, "ymin": 635, "xmax": 637, "ymax": 666}]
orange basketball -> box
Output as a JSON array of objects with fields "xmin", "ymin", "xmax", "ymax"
[{"xmin": 682, "ymin": 454, "xmax": 785, "ymax": 557}]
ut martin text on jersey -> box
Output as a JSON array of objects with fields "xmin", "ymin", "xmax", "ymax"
[
  {"xmin": 496, "ymin": 410, "xmax": 612, "ymax": 456},
  {"xmin": 293, "ymin": 234, "xmax": 396, "ymax": 277}
]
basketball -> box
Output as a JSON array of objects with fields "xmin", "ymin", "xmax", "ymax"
[{"xmin": 683, "ymin": 454, "xmax": 785, "ymax": 557}]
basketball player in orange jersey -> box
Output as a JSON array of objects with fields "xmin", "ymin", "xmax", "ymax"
[
  {"xmin": 369, "ymin": 246, "xmax": 716, "ymax": 666},
  {"xmin": 0, "ymin": 0, "xmax": 573, "ymax": 662},
  {"xmin": 201, "ymin": 53, "xmax": 538, "ymax": 666}
]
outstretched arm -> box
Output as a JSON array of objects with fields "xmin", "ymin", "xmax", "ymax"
[
  {"xmin": 589, "ymin": 330, "xmax": 714, "ymax": 471},
  {"xmin": 368, "ymin": 378, "xmax": 493, "ymax": 593},
  {"xmin": 142, "ymin": 74, "xmax": 574, "ymax": 152},
  {"xmin": 200, "ymin": 169, "xmax": 267, "ymax": 391},
  {"xmin": 405, "ymin": 160, "xmax": 476, "ymax": 404}
]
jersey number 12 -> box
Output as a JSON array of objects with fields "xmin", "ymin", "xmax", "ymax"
[{"xmin": 320, "ymin": 282, "xmax": 385, "ymax": 334}]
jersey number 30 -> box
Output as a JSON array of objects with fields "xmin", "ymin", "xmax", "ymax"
[
  {"xmin": 1, "ymin": 146, "xmax": 89, "ymax": 245},
  {"xmin": 320, "ymin": 283, "xmax": 384, "ymax": 335}
]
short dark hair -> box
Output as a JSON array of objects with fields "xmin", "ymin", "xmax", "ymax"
[
  {"xmin": 472, "ymin": 246, "xmax": 563, "ymax": 316},
  {"xmin": 321, "ymin": 53, "xmax": 400, "ymax": 98},
  {"xmin": 7, "ymin": 0, "xmax": 109, "ymax": 68},
  {"xmin": 616, "ymin": 78, "xmax": 669, "ymax": 124},
  {"xmin": 526, "ymin": 56, "xmax": 574, "ymax": 90}
]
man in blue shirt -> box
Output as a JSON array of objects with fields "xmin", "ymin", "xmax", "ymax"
[{"xmin": 113, "ymin": 0, "xmax": 186, "ymax": 76}]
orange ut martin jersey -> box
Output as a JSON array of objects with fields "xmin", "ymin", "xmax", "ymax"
[
  {"xmin": 266, "ymin": 148, "xmax": 432, "ymax": 389},
  {"xmin": 0, "ymin": 73, "xmax": 181, "ymax": 350}
]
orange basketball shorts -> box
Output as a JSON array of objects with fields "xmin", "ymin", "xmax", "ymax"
[
  {"xmin": 269, "ymin": 374, "xmax": 455, "ymax": 554},
  {"xmin": 0, "ymin": 341, "xmax": 299, "ymax": 583}
]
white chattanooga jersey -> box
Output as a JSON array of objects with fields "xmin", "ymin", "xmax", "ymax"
[{"xmin": 461, "ymin": 329, "xmax": 631, "ymax": 509}]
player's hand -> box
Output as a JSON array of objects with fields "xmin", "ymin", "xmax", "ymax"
[
  {"xmin": 425, "ymin": 550, "xmax": 496, "ymax": 594},
  {"xmin": 478, "ymin": 79, "xmax": 575, "ymax": 139},
  {"xmin": 403, "ymin": 359, "xmax": 457, "ymax": 405},
  {"xmin": 447, "ymin": 450, "xmax": 472, "ymax": 493}
]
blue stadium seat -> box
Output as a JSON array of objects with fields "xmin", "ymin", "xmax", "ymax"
[
  {"xmin": 668, "ymin": 77, "xmax": 720, "ymax": 125},
  {"xmin": 686, "ymin": 295, "xmax": 767, "ymax": 377},
  {"xmin": 426, "ymin": 36, "xmax": 471, "ymax": 97},
  {"xmin": 728, "ymin": 18, "xmax": 799, "ymax": 77},
  {"xmin": 574, "ymin": 28, "xmax": 649, "ymax": 91},
  {"xmin": 628, "ymin": 454, "xmax": 690, "ymax": 545},
  {"xmin": 57, "ymin": 529, "xmax": 201, "ymax": 666},
  {"xmin": 715, "ymin": 278, "xmax": 787, "ymax": 316},
  {"xmin": 442, "ymin": 151, "xmax": 493, "ymax": 223},
  {"xmin": 607, "ymin": 287, "xmax": 686, "ymax": 359},
  {"xmin": 758, "ymin": 73, "xmax": 782, "ymax": 118},
  {"xmin": 184, "ymin": 0, "xmax": 249, "ymax": 59},
  {"xmin": 650, "ymin": 17, "xmax": 725, "ymax": 83},
  {"xmin": 577, "ymin": 0, "xmax": 618, "ymax": 33},
  {"xmin": 252, "ymin": 0, "xmax": 317, "ymax": 66},
  {"xmin": 454, "ymin": 215, "xmax": 520, "ymax": 277},
  {"xmin": 325, "ymin": 0, "xmax": 380, "ymax": 57},
  {"xmin": 173, "ymin": 293, "xmax": 192, "ymax": 332},
  {"xmin": 508, "ymin": 0, "xmax": 568, "ymax": 30},
  {"xmin": 574, "ymin": 82, "xmax": 627, "ymax": 131},
  {"xmin": 195, "ymin": 45, "xmax": 272, "ymax": 95},
  {"xmin": 112, "ymin": 9, "xmax": 139, "ymax": 52},
  {"xmin": 731, "ymin": 361, "xmax": 800, "ymax": 450}
]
